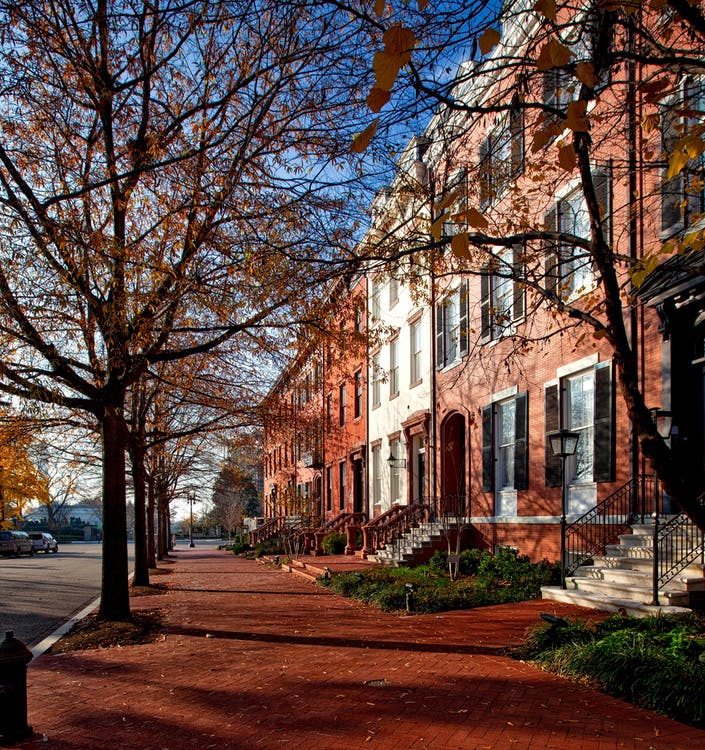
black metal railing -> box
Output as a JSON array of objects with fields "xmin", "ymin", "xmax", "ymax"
[
  {"xmin": 564, "ymin": 475, "xmax": 657, "ymax": 577},
  {"xmin": 651, "ymin": 498, "xmax": 705, "ymax": 603}
]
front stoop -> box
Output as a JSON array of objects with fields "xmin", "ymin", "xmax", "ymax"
[
  {"xmin": 371, "ymin": 522, "xmax": 451, "ymax": 567},
  {"xmin": 542, "ymin": 523, "xmax": 704, "ymax": 617}
]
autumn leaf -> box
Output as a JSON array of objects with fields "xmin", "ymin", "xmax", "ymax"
[
  {"xmin": 576, "ymin": 62, "xmax": 597, "ymax": 88},
  {"xmin": 667, "ymin": 148, "xmax": 690, "ymax": 179},
  {"xmin": 536, "ymin": 39, "xmax": 572, "ymax": 70},
  {"xmin": 350, "ymin": 119, "xmax": 379, "ymax": 153},
  {"xmin": 631, "ymin": 254, "xmax": 661, "ymax": 288},
  {"xmin": 431, "ymin": 213, "xmax": 448, "ymax": 241},
  {"xmin": 383, "ymin": 25, "xmax": 416, "ymax": 57},
  {"xmin": 418, "ymin": 0, "xmax": 430, "ymax": 9},
  {"xmin": 435, "ymin": 186, "xmax": 464, "ymax": 212},
  {"xmin": 558, "ymin": 143, "xmax": 577, "ymax": 172},
  {"xmin": 373, "ymin": 50, "xmax": 403, "ymax": 91},
  {"xmin": 565, "ymin": 100, "xmax": 589, "ymax": 132},
  {"xmin": 641, "ymin": 113, "xmax": 660, "ymax": 135},
  {"xmin": 367, "ymin": 87, "xmax": 391, "ymax": 113},
  {"xmin": 478, "ymin": 28, "xmax": 501, "ymax": 56},
  {"xmin": 375, "ymin": 0, "xmax": 385, "ymax": 17},
  {"xmin": 451, "ymin": 233, "xmax": 471, "ymax": 259},
  {"xmin": 465, "ymin": 207, "xmax": 489, "ymax": 229},
  {"xmin": 534, "ymin": 0, "xmax": 557, "ymax": 21}
]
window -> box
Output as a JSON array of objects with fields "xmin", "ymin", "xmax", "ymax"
[
  {"xmin": 371, "ymin": 350, "xmax": 382, "ymax": 408},
  {"xmin": 410, "ymin": 317, "xmax": 423, "ymax": 384},
  {"xmin": 338, "ymin": 383, "xmax": 346, "ymax": 426},
  {"xmin": 354, "ymin": 370, "xmax": 362, "ymax": 419},
  {"xmin": 435, "ymin": 281, "xmax": 468, "ymax": 368},
  {"xmin": 371, "ymin": 444, "xmax": 382, "ymax": 507},
  {"xmin": 389, "ymin": 337, "xmax": 399, "ymax": 397},
  {"xmin": 326, "ymin": 466, "xmax": 332, "ymax": 511},
  {"xmin": 544, "ymin": 170, "xmax": 610, "ymax": 300},
  {"xmin": 544, "ymin": 361, "xmax": 614, "ymax": 489},
  {"xmin": 481, "ymin": 392, "xmax": 528, "ymax": 502},
  {"xmin": 661, "ymin": 79, "xmax": 705, "ymax": 236},
  {"xmin": 542, "ymin": 68, "xmax": 574, "ymax": 112},
  {"xmin": 389, "ymin": 276, "xmax": 399, "ymax": 307},
  {"xmin": 370, "ymin": 278, "xmax": 382, "ymax": 319},
  {"xmin": 433, "ymin": 169, "xmax": 467, "ymax": 239},
  {"xmin": 480, "ymin": 247, "xmax": 525, "ymax": 342},
  {"xmin": 565, "ymin": 370, "xmax": 594, "ymax": 483},
  {"xmin": 389, "ymin": 438, "xmax": 402, "ymax": 503},
  {"xmin": 479, "ymin": 108, "xmax": 524, "ymax": 210},
  {"xmin": 326, "ymin": 393, "xmax": 332, "ymax": 432},
  {"xmin": 338, "ymin": 460, "xmax": 346, "ymax": 511},
  {"xmin": 354, "ymin": 303, "xmax": 363, "ymax": 333}
]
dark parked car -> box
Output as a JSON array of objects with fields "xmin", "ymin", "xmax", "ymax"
[
  {"xmin": 0, "ymin": 530, "xmax": 35, "ymax": 557},
  {"xmin": 28, "ymin": 532, "xmax": 59, "ymax": 553}
]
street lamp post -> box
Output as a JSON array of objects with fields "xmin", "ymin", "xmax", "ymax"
[
  {"xmin": 548, "ymin": 429, "xmax": 580, "ymax": 589},
  {"xmin": 188, "ymin": 492, "xmax": 196, "ymax": 548}
]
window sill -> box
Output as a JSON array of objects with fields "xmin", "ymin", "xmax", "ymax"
[
  {"xmin": 389, "ymin": 392, "xmax": 400, "ymax": 401},
  {"xmin": 409, "ymin": 378, "xmax": 423, "ymax": 388}
]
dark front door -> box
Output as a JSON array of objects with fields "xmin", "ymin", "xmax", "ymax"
[{"xmin": 352, "ymin": 458, "xmax": 364, "ymax": 514}]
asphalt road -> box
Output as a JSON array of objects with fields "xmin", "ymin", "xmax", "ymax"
[{"xmin": 0, "ymin": 541, "xmax": 133, "ymax": 647}]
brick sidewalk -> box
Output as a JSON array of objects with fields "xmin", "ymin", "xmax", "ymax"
[{"xmin": 14, "ymin": 548, "xmax": 705, "ymax": 750}]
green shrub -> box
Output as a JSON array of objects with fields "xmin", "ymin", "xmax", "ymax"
[
  {"xmin": 522, "ymin": 612, "xmax": 705, "ymax": 728},
  {"xmin": 322, "ymin": 532, "xmax": 347, "ymax": 555},
  {"xmin": 319, "ymin": 548, "xmax": 559, "ymax": 614}
]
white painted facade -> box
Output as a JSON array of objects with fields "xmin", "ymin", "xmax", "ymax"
[{"xmin": 366, "ymin": 140, "xmax": 434, "ymax": 517}]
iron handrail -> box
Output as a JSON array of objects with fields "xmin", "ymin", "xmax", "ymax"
[
  {"xmin": 361, "ymin": 503, "xmax": 430, "ymax": 554},
  {"xmin": 248, "ymin": 516, "xmax": 287, "ymax": 546},
  {"xmin": 564, "ymin": 475, "xmax": 657, "ymax": 576},
  {"xmin": 314, "ymin": 511, "xmax": 367, "ymax": 535},
  {"xmin": 655, "ymin": 505, "xmax": 705, "ymax": 592}
]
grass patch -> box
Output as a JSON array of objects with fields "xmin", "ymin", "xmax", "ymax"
[
  {"xmin": 517, "ymin": 611, "xmax": 705, "ymax": 728},
  {"xmin": 318, "ymin": 547, "xmax": 560, "ymax": 613}
]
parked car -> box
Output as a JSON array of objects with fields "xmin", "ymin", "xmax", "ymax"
[
  {"xmin": 0, "ymin": 530, "xmax": 35, "ymax": 557},
  {"xmin": 28, "ymin": 531, "xmax": 59, "ymax": 554}
]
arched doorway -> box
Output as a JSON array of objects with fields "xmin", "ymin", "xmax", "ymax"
[{"xmin": 440, "ymin": 413, "xmax": 466, "ymax": 516}]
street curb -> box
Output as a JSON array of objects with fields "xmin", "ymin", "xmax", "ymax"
[
  {"xmin": 30, "ymin": 595, "xmax": 101, "ymax": 660},
  {"xmin": 30, "ymin": 571, "xmax": 135, "ymax": 660}
]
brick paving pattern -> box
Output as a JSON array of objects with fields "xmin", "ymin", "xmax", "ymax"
[{"xmin": 13, "ymin": 548, "xmax": 705, "ymax": 750}]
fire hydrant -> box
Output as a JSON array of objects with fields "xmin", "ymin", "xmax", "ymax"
[{"xmin": 0, "ymin": 631, "xmax": 33, "ymax": 746}]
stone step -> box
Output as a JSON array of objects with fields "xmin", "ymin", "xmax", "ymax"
[
  {"xmin": 604, "ymin": 544, "xmax": 653, "ymax": 558},
  {"xmin": 593, "ymin": 555, "xmax": 705, "ymax": 579},
  {"xmin": 541, "ymin": 585, "xmax": 692, "ymax": 617},
  {"xmin": 565, "ymin": 575, "xmax": 691, "ymax": 606}
]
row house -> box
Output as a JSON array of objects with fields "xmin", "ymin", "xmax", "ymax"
[{"xmin": 260, "ymin": 0, "xmax": 705, "ymax": 592}]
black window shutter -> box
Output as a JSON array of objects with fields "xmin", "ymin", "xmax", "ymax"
[
  {"xmin": 543, "ymin": 206, "xmax": 560, "ymax": 295},
  {"xmin": 435, "ymin": 303, "xmax": 445, "ymax": 369},
  {"xmin": 593, "ymin": 361, "xmax": 615, "ymax": 483},
  {"xmin": 512, "ymin": 244, "xmax": 525, "ymax": 321},
  {"xmin": 480, "ymin": 270, "xmax": 491, "ymax": 342},
  {"xmin": 481, "ymin": 404, "xmax": 494, "ymax": 492},
  {"xmin": 510, "ymin": 107, "xmax": 524, "ymax": 179},
  {"xmin": 514, "ymin": 391, "xmax": 529, "ymax": 491},
  {"xmin": 594, "ymin": 166, "xmax": 612, "ymax": 246},
  {"xmin": 544, "ymin": 383, "xmax": 562, "ymax": 487},
  {"xmin": 661, "ymin": 101, "xmax": 685, "ymax": 233},
  {"xmin": 479, "ymin": 138, "xmax": 491, "ymax": 211},
  {"xmin": 459, "ymin": 280, "xmax": 469, "ymax": 356}
]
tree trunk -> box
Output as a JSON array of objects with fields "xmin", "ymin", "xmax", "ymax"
[
  {"xmin": 147, "ymin": 469, "xmax": 156, "ymax": 568},
  {"xmin": 129, "ymin": 440, "xmax": 150, "ymax": 587},
  {"xmin": 98, "ymin": 405, "xmax": 131, "ymax": 622}
]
